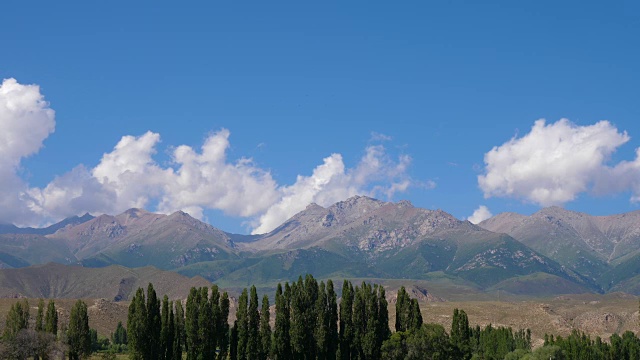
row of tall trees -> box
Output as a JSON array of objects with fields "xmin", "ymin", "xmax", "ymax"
[
  {"xmin": 127, "ymin": 283, "xmax": 230, "ymax": 360},
  {"xmin": 126, "ymin": 275, "xmax": 419, "ymax": 360},
  {"xmin": 1, "ymin": 298, "xmax": 93, "ymax": 360}
]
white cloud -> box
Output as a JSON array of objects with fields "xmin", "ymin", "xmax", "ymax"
[
  {"xmin": 251, "ymin": 145, "xmax": 414, "ymax": 234},
  {"xmin": 370, "ymin": 131, "xmax": 393, "ymax": 142},
  {"xmin": 1, "ymin": 78, "xmax": 416, "ymax": 230},
  {"xmin": 0, "ymin": 78, "xmax": 55, "ymax": 226},
  {"xmin": 478, "ymin": 119, "xmax": 629, "ymax": 206},
  {"xmin": 24, "ymin": 130, "xmax": 415, "ymax": 231},
  {"xmin": 467, "ymin": 205, "xmax": 492, "ymax": 224}
]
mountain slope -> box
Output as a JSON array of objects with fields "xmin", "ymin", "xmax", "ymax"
[
  {"xmin": 480, "ymin": 207, "xmax": 640, "ymax": 292},
  {"xmin": 237, "ymin": 196, "xmax": 593, "ymax": 292},
  {"xmin": 49, "ymin": 208, "xmax": 239, "ymax": 269},
  {"xmin": 0, "ymin": 262, "xmax": 211, "ymax": 300},
  {"xmin": 0, "ymin": 234, "xmax": 76, "ymax": 268}
]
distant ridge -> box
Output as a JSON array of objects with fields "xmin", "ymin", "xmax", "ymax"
[
  {"xmin": 4, "ymin": 198, "xmax": 640, "ymax": 295},
  {"xmin": 480, "ymin": 207, "xmax": 640, "ymax": 292},
  {"xmin": 0, "ymin": 213, "xmax": 95, "ymax": 235}
]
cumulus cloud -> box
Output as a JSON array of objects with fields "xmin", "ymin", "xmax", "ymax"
[
  {"xmin": 467, "ymin": 205, "xmax": 492, "ymax": 224},
  {"xmin": 2, "ymin": 78, "xmax": 417, "ymax": 231},
  {"xmin": 251, "ymin": 145, "xmax": 414, "ymax": 234},
  {"xmin": 0, "ymin": 78, "xmax": 55, "ymax": 225},
  {"xmin": 479, "ymin": 119, "xmax": 629, "ymax": 206}
]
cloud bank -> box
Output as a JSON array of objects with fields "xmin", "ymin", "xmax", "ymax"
[
  {"xmin": 479, "ymin": 118, "xmax": 640, "ymax": 206},
  {"xmin": 2, "ymin": 78, "xmax": 416, "ymax": 233}
]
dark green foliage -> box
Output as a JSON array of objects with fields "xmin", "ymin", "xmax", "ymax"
[
  {"xmin": 350, "ymin": 281, "xmax": 391, "ymax": 359},
  {"xmin": 290, "ymin": 274, "xmax": 319, "ymax": 359},
  {"xmin": 544, "ymin": 329, "xmax": 640, "ymax": 360},
  {"xmin": 173, "ymin": 301, "xmax": 185, "ymax": 360},
  {"xmin": 273, "ymin": 283, "xmax": 291, "ymax": 360},
  {"xmin": 127, "ymin": 287, "xmax": 148, "ymax": 360},
  {"xmin": 394, "ymin": 287, "xmax": 423, "ymax": 333},
  {"xmin": 166, "ymin": 302, "xmax": 175, "ymax": 360},
  {"xmin": 450, "ymin": 308, "xmax": 471, "ymax": 358},
  {"xmin": 395, "ymin": 286, "xmax": 411, "ymax": 332},
  {"xmin": 185, "ymin": 287, "xmax": 200, "ymax": 360},
  {"xmin": 326, "ymin": 280, "xmax": 339, "ymax": 359},
  {"xmin": 247, "ymin": 286, "xmax": 260, "ymax": 359},
  {"xmin": 259, "ymin": 294, "xmax": 271, "ymax": 360},
  {"xmin": 112, "ymin": 321, "xmax": 127, "ymax": 345},
  {"xmin": 45, "ymin": 300, "xmax": 58, "ymax": 336},
  {"xmin": 408, "ymin": 299, "xmax": 423, "ymax": 331},
  {"xmin": 90, "ymin": 328, "xmax": 110, "ymax": 351},
  {"xmin": 36, "ymin": 299, "xmax": 44, "ymax": 332},
  {"xmin": 218, "ymin": 291, "xmax": 230, "ymax": 359},
  {"xmin": 3, "ymin": 299, "xmax": 29, "ymax": 340},
  {"xmin": 160, "ymin": 296, "xmax": 170, "ymax": 360},
  {"xmin": 382, "ymin": 323, "xmax": 452, "ymax": 360},
  {"xmin": 229, "ymin": 321, "xmax": 238, "ymax": 360},
  {"xmin": 339, "ymin": 280, "xmax": 354, "ymax": 360},
  {"xmin": 67, "ymin": 300, "xmax": 91, "ymax": 360},
  {"xmin": 146, "ymin": 284, "xmax": 161, "ymax": 360},
  {"xmin": 315, "ymin": 281, "xmax": 329, "ymax": 360},
  {"xmin": 185, "ymin": 286, "xmax": 219, "ymax": 360},
  {"xmin": 236, "ymin": 288, "xmax": 249, "ymax": 360},
  {"xmin": 209, "ymin": 285, "xmax": 220, "ymax": 359},
  {"xmin": 198, "ymin": 286, "xmax": 215, "ymax": 360}
]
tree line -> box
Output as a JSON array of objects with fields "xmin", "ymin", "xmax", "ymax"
[
  {"xmin": 3, "ymin": 274, "xmax": 640, "ymax": 360},
  {"xmin": 124, "ymin": 275, "xmax": 535, "ymax": 360}
]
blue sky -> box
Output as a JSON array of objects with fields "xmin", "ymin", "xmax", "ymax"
[{"xmin": 1, "ymin": 1, "xmax": 639, "ymax": 233}]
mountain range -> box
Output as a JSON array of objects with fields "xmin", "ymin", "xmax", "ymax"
[{"xmin": 2, "ymin": 196, "xmax": 640, "ymax": 296}]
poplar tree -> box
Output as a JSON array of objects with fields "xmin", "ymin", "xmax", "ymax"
[
  {"xmin": 166, "ymin": 303, "xmax": 175, "ymax": 360},
  {"xmin": 326, "ymin": 279, "xmax": 339, "ymax": 360},
  {"xmin": 185, "ymin": 287, "xmax": 201, "ymax": 360},
  {"xmin": 236, "ymin": 288, "xmax": 249, "ymax": 360},
  {"xmin": 218, "ymin": 291, "xmax": 230, "ymax": 359},
  {"xmin": 339, "ymin": 280, "xmax": 354, "ymax": 360},
  {"xmin": 161, "ymin": 295, "xmax": 170, "ymax": 360},
  {"xmin": 395, "ymin": 286, "xmax": 411, "ymax": 332},
  {"xmin": 273, "ymin": 283, "xmax": 291, "ymax": 360},
  {"xmin": 146, "ymin": 284, "xmax": 161, "ymax": 360},
  {"xmin": 408, "ymin": 299, "xmax": 423, "ymax": 331},
  {"xmin": 3, "ymin": 299, "xmax": 29, "ymax": 340},
  {"xmin": 247, "ymin": 285, "xmax": 260, "ymax": 359},
  {"xmin": 128, "ymin": 287, "xmax": 148, "ymax": 360},
  {"xmin": 45, "ymin": 300, "xmax": 58, "ymax": 336},
  {"xmin": 229, "ymin": 321, "xmax": 239, "ymax": 360},
  {"xmin": 209, "ymin": 285, "xmax": 221, "ymax": 358},
  {"xmin": 199, "ymin": 286, "xmax": 215, "ymax": 360},
  {"xmin": 173, "ymin": 301, "xmax": 185, "ymax": 360},
  {"xmin": 259, "ymin": 294, "xmax": 271, "ymax": 360},
  {"xmin": 376, "ymin": 285, "xmax": 391, "ymax": 349},
  {"xmin": 315, "ymin": 281, "xmax": 329, "ymax": 360},
  {"xmin": 36, "ymin": 298, "xmax": 45, "ymax": 332},
  {"xmin": 67, "ymin": 300, "xmax": 91, "ymax": 360},
  {"xmin": 451, "ymin": 308, "xmax": 471, "ymax": 359},
  {"xmin": 112, "ymin": 321, "xmax": 127, "ymax": 345}
]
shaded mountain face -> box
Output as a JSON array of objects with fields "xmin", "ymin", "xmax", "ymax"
[{"xmin": 480, "ymin": 207, "xmax": 640, "ymax": 291}]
